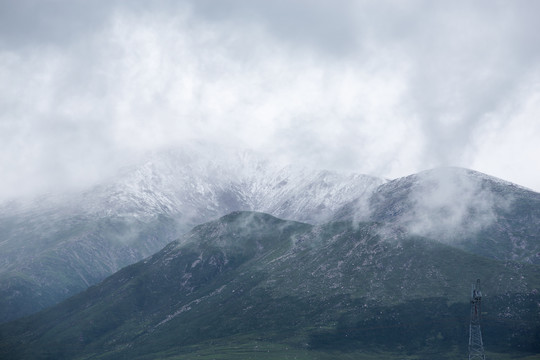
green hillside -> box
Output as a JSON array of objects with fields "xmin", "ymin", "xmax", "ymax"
[{"xmin": 1, "ymin": 212, "xmax": 538, "ymax": 359}]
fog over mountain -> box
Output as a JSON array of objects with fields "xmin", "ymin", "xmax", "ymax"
[
  {"xmin": 1, "ymin": 147, "xmax": 539, "ymax": 324},
  {"xmin": 1, "ymin": 2, "xmax": 539, "ymax": 358},
  {"xmin": 0, "ymin": 148, "xmax": 383, "ymax": 322},
  {"xmin": 1, "ymin": 0, "xmax": 540, "ymax": 201}
]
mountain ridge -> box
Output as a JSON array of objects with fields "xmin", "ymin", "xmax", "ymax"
[
  {"xmin": 0, "ymin": 151, "xmax": 382, "ymax": 322},
  {"xmin": 0, "ymin": 150, "xmax": 539, "ymax": 323}
]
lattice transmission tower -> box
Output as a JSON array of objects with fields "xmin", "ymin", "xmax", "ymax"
[{"xmin": 469, "ymin": 279, "xmax": 486, "ymax": 360}]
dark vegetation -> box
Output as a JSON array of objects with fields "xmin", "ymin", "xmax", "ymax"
[{"xmin": 0, "ymin": 211, "xmax": 538, "ymax": 359}]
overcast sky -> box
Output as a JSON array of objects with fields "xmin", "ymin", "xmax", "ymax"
[{"xmin": 1, "ymin": 0, "xmax": 539, "ymax": 200}]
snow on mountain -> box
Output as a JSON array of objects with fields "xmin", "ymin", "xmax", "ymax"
[
  {"xmin": 0, "ymin": 148, "xmax": 383, "ymax": 322},
  {"xmin": 66, "ymin": 148, "xmax": 384, "ymax": 226},
  {"xmin": 2, "ymin": 148, "xmax": 538, "ymax": 324}
]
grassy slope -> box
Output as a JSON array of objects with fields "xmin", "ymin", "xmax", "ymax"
[{"xmin": 1, "ymin": 212, "xmax": 539, "ymax": 359}]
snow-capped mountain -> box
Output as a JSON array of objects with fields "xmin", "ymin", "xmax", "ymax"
[
  {"xmin": 1, "ymin": 148, "xmax": 539, "ymax": 324},
  {"xmin": 80, "ymin": 148, "xmax": 383, "ymax": 225},
  {"xmin": 0, "ymin": 148, "xmax": 382, "ymax": 322}
]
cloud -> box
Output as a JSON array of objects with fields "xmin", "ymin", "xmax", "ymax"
[
  {"xmin": 403, "ymin": 168, "xmax": 501, "ymax": 240},
  {"xmin": 471, "ymin": 73, "xmax": 540, "ymax": 190},
  {"xmin": 0, "ymin": 0, "xmax": 114, "ymax": 49},
  {"xmin": 1, "ymin": 0, "xmax": 539, "ymax": 200},
  {"xmin": 185, "ymin": 0, "xmax": 361, "ymax": 56}
]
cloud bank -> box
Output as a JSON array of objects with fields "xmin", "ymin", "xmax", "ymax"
[{"xmin": 1, "ymin": 0, "xmax": 539, "ymax": 200}]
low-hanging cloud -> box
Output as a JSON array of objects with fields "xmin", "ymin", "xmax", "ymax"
[
  {"xmin": 402, "ymin": 168, "xmax": 507, "ymax": 240},
  {"xmin": 1, "ymin": 0, "xmax": 539, "ymax": 201}
]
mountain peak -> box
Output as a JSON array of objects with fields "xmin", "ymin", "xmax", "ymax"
[
  {"xmin": 403, "ymin": 166, "xmax": 534, "ymax": 193},
  {"xmin": 182, "ymin": 211, "xmax": 310, "ymax": 254}
]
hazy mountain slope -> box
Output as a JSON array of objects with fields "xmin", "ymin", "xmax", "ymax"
[
  {"xmin": 0, "ymin": 212, "xmax": 177, "ymax": 322},
  {"xmin": 1, "ymin": 212, "xmax": 538, "ymax": 359},
  {"xmin": 335, "ymin": 167, "xmax": 540, "ymax": 264},
  {"xmin": 2, "ymin": 156, "xmax": 538, "ymax": 326},
  {"xmin": 0, "ymin": 150, "xmax": 382, "ymax": 322}
]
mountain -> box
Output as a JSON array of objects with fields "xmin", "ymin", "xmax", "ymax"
[
  {"xmin": 334, "ymin": 167, "xmax": 540, "ymax": 264},
  {"xmin": 2, "ymin": 149, "xmax": 539, "ymax": 326},
  {"xmin": 1, "ymin": 212, "xmax": 538, "ymax": 359},
  {"xmin": 0, "ymin": 149, "xmax": 382, "ymax": 322}
]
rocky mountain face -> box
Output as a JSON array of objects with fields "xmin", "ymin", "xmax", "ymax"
[
  {"xmin": 0, "ymin": 149, "xmax": 382, "ymax": 322},
  {"xmin": 1, "ymin": 212, "xmax": 538, "ymax": 359}
]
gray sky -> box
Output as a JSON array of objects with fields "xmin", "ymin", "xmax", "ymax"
[{"xmin": 1, "ymin": 0, "xmax": 539, "ymax": 200}]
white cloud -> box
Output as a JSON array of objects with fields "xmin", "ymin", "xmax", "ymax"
[
  {"xmin": 471, "ymin": 70, "xmax": 540, "ymax": 191},
  {"xmin": 0, "ymin": 0, "xmax": 539, "ymax": 200}
]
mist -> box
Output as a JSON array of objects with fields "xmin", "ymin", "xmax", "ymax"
[
  {"xmin": 1, "ymin": 0, "xmax": 540, "ymax": 202},
  {"xmin": 398, "ymin": 168, "xmax": 510, "ymax": 241}
]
